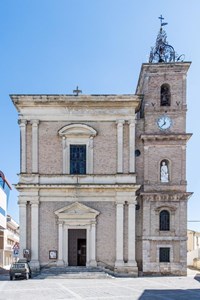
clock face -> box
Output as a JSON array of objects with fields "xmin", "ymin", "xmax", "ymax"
[{"xmin": 157, "ymin": 115, "xmax": 172, "ymax": 130}]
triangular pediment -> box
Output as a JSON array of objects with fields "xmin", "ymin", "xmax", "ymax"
[{"xmin": 54, "ymin": 202, "xmax": 100, "ymax": 220}]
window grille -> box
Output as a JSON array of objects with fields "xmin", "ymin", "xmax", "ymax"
[
  {"xmin": 159, "ymin": 210, "xmax": 170, "ymax": 231},
  {"xmin": 70, "ymin": 145, "xmax": 86, "ymax": 174},
  {"xmin": 159, "ymin": 247, "xmax": 170, "ymax": 262}
]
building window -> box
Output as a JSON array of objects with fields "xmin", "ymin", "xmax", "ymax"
[
  {"xmin": 159, "ymin": 247, "xmax": 170, "ymax": 262},
  {"xmin": 58, "ymin": 124, "xmax": 97, "ymax": 174},
  {"xmin": 70, "ymin": 145, "xmax": 86, "ymax": 174},
  {"xmin": 160, "ymin": 84, "xmax": 171, "ymax": 106},
  {"xmin": 159, "ymin": 210, "xmax": 170, "ymax": 231}
]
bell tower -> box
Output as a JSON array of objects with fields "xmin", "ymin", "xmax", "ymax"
[{"xmin": 136, "ymin": 16, "xmax": 192, "ymax": 275}]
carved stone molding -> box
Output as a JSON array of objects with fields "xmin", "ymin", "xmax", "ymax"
[
  {"xmin": 140, "ymin": 192, "xmax": 192, "ymax": 202},
  {"xmin": 141, "ymin": 134, "xmax": 192, "ymax": 142}
]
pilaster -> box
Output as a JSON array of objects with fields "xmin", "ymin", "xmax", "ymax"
[
  {"xmin": 18, "ymin": 199, "xmax": 27, "ymax": 259},
  {"xmin": 30, "ymin": 199, "xmax": 40, "ymax": 270},
  {"xmin": 86, "ymin": 226, "xmax": 90, "ymax": 266},
  {"xmin": 57, "ymin": 222, "xmax": 64, "ymax": 266},
  {"xmin": 116, "ymin": 120, "xmax": 125, "ymax": 173},
  {"xmin": 128, "ymin": 118, "xmax": 136, "ymax": 173},
  {"xmin": 18, "ymin": 119, "xmax": 27, "ymax": 173},
  {"xmin": 127, "ymin": 200, "xmax": 137, "ymax": 268},
  {"xmin": 115, "ymin": 200, "xmax": 124, "ymax": 267},
  {"xmin": 31, "ymin": 120, "xmax": 39, "ymax": 173},
  {"xmin": 90, "ymin": 222, "xmax": 97, "ymax": 266}
]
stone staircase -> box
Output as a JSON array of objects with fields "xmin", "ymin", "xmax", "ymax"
[{"xmin": 34, "ymin": 266, "xmax": 114, "ymax": 279}]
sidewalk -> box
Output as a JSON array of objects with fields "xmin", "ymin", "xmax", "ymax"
[{"xmin": 187, "ymin": 266, "xmax": 200, "ymax": 276}]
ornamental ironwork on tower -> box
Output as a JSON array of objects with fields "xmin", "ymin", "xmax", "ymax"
[{"xmin": 149, "ymin": 15, "xmax": 185, "ymax": 63}]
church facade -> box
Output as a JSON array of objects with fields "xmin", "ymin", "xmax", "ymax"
[{"xmin": 11, "ymin": 25, "xmax": 192, "ymax": 276}]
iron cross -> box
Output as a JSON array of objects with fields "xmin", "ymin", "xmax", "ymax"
[
  {"xmin": 73, "ymin": 86, "xmax": 82, "ymax": 96},
  {"xmin": 158, "ymin": 14, "xmax": 168, "ymax": 27},
  {"xmin": 158, "ymin": 14, "xmax": 164, "ymax": 25}
]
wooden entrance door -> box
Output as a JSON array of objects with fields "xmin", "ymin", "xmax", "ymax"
[{"xmin": 77, "ymin": 239, "xmax": 86, "ymax": 266}]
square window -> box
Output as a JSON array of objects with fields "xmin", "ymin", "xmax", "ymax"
[
  {"xmin": 70, "ymin": 145, "xmax": 86, "ymax": 174},
  {"xmin": 159, "ymin": 247, "xmax": 170, "ymax": 262}
]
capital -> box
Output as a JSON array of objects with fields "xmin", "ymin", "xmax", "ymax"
[
  {"xmin": 128, "ymin": 118, "xmax": 136, "ymax": 125},
  {"xmin": 116, "ymin": 119, "xmax": 125, "ymax": 126},
  {"xmin": 30, "ymin": 119, "xmax": 40, "ymax": 126},
  {"xmin": 18, "ymin": 119, "xmax": 27, "ymax": 126}
]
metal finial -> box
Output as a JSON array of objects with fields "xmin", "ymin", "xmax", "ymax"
[
  {"xmin": 148, "ymin": 16, "xmax": 184, "ymax": 63},
  {"xmin": 73, "ymin": 86, "xmax": 82, "ymax": 96}
]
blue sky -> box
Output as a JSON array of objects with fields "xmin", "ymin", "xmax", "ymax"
[{"xmin": 0, "ymin": 1, "xmax": 199, "ymax": 230}]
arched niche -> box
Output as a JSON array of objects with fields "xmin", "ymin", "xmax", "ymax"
[{"xmin": 160, "ymin": 84, "xmax": 171, "ymax": 106}]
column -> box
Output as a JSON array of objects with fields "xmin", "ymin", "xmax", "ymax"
[
  {"xmin": 116, "ymin": 120, "xmax": 125, "ymax": 173},
  {"xmin": 115, "ymin": 202, "xmax": 124, "ymax": 267},
  {"xmin": 18, "ymin": 200, "xmax": 27, "ymax": 259},
  {"xmin": 63, "ymin": 226, "xmax": 68, "ymax": 266},
  {"xmin": 90, "ymin": 222, "xmax": 97, "ymax": 266},
  {"xmin": 31, "ymin": 120, "xmax": 39, "ymax": 173},
  {"xmin": 127, "ymin": 200, "xmax": 137, "ymax": 266},
  {"xmin": 18, "ymin": 119, "xmax": 27, "ymax": 173},
  {"xmin": 30, "ymin": 200, "xmax": 39, "ymax": 268},
  {"xmin": 128, "ymin": 118, "xmax": 136, "ymax": 173},
  {"xmin": 57, "ymin": 222, "xmax": 64, "ymax": 265},
  {"xmin": 86, "ymin": 227, "xmax": 90, "ymax": 266}
]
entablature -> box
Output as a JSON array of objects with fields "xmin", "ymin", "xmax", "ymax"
[{"xmin": 17, "ymin": 173, "xmax": 138, "ymax": 185}]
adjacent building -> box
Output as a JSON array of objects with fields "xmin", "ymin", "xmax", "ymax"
[
  {"xmin": 0, "ymin": 215, "xmax": 19, "ymax": 268},
  {"xmin": 0, "ymin": 171, "xmax": 19, "ymax": 268},
  {"xmin": 11, "ymin": 23, "xmax": 192, "ymax": 275}
]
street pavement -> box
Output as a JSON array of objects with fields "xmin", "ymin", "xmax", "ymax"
[{"xmin": 0, "ymin": 269, "xmax": 200, "ymax": 299}]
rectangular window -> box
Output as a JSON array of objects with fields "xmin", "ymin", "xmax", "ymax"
[
  {"xmin": 70, "ymin": 145, "xmax": 86, "ymax": 174},
  {"xmin": 159, "ymin": 247, "xmax": 170, "ymax": 262}
]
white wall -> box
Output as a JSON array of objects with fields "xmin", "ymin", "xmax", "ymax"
[
  {"xmin": 0, "ymin": 188, "xmax": 6, "ymax": 229},
  {"xmin": 187, "ymin": 248, "xmax": 200, "ymax": 266}
]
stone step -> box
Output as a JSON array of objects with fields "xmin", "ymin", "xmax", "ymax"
[
  {"xmin": 33, "ymin": 266, "xmax": 136, "ymax": 279},
  {"xmin": 33, "ymin": 266, "xmax": 114, "ymax": 279},
  {"xmin": 39, "ymin": 266, "xmax": 106, "ymax": 274},
  {"xmin": 35, "ymin": 271, "xmax": 112, "ymax": 279}
]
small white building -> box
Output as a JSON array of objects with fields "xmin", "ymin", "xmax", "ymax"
[
  {"xmin": 187, "ymin": 229, "xmax": 200, "ymax": 269},
  {"xmin": 0, "ymin": 215, "xmax": 19, "ymax": 268},
  {"xmin": 0, "ymin": 171, "xmax": 19, "ymax": 268}
]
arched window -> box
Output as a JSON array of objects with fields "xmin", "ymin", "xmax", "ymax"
[
  {"xmin": 58, "ymin": 124, "xmax": 97, "ymax": 174},
  {"xmin": 160, "ymin": 84, "xmax": 171, "ymax": 106},
  {"xmin": 160, "ymin": 159, "xmax": 169, "ymax": 183},
  {"xmin": 159, "ymin": 210, "xmax": 170, "ymax": 231}
]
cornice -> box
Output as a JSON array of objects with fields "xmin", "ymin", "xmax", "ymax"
[
  {"xmin": 10, "ymin": 94, "xmax": 141, "ymax": 111},
  {"xmin": 140, "ymin": 133, "xmax": 192, "ymax": 142},
  {"xmin": 140, "ymin": 192, "xmax": 193, "ymax": 201}
]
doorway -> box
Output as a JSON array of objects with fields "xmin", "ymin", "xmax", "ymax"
[
  {"xmin": 77, "ymin": 239, "xmax": 86, "ymax": 266},
  {"xmin": 68, "ymin": 229, "xmax": 86, "ymax": 266}
]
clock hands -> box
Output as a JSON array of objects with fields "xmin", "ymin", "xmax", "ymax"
[
  {"xmin": 161, "ymin": 119, "xmax": 166, "ymax": 127},
  {"xmin": 159, "ymin": 117, "xmax": 166, "ymax": 127}
]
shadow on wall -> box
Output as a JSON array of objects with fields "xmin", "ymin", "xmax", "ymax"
[{"xmin": 138, "ymin": 289, "xmax": 200, "ymax": 300}]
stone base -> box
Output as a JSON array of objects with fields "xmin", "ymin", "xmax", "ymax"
[
  {"xmin": 115, "ymin": 260, "xmax": 124, "ymax": 267},
  {"xmin": 114, "ymin": 265, "xmax": 138, "ymax": 277},
  {"xmin": 57, "ymin": 260, "xmax": 64, "ymax": 266},
  {"xmin": 88, "ymin": 260, "xmax": 97, "ymax": 267},
  {"xmin": 29, "ymin": 260, "xmax": 40, "ymax": 271}
]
